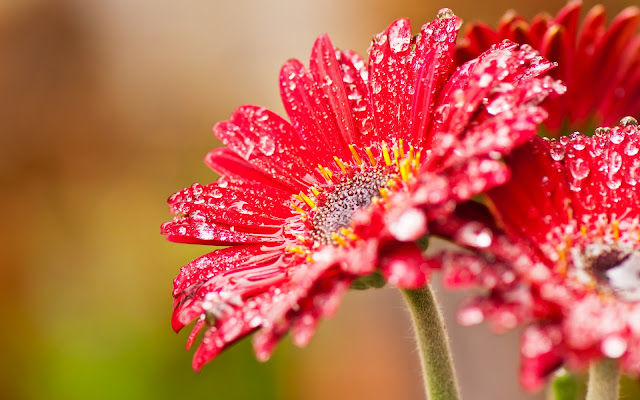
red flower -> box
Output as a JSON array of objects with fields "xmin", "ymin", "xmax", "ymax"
[
  {"xmin": 162, "ymin": 11, "xmax": 561, "ymax": 371},
  {"xmin": 456, "ymin": 1, "xmax": 640, "ymax": 134},
  {"xmin": 433, "ymin": 118, "xmax": 640, "ymax": 390}
]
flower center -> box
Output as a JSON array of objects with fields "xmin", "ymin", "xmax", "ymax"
[
  {"xmin": 583, "ymin": 244, "xmax": 640, "ymax": 302},
  {"xmin": 310, "ymin": 169, "xmax": 394, "ymax": 244}
]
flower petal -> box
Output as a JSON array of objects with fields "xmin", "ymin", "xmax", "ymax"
[
  {"xmin": 280, "ymin": 59, "xmax": 350, "ymax": 163},
  {"xmin": 309, "ymin": 35, "xmax": 358, "ymax": 146}
]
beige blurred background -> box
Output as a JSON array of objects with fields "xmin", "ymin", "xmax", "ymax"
[{"xmin": 1, "ymin": 0, "xmax": 637, "ymax": 399}]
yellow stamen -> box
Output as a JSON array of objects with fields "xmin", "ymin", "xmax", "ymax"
[
  {"xmin": 348, "ymin": 144, "xmax": 362, "ymax": 166},
  {"xmin": 413, "ymin": 151, "xmax": 422, "ymax": 172},
  {"xmin": 393, "ymin": 146, "xmax": 400, "ymax": 168},
  {"xmin": 580, "ymin": 225, "xmax": 587, "ymax": 238},
  {"xmin": 409, "ymin": 145, "xmax": 415, "ymax": 163},
  {"xmin": 296, "ymin": 235, "xmax": 308, "ymax": 244},
  {"xmin": 400, "ymin": 159, "xmax": 410, "ymax": 182},
  {"xmin": 365, "ymin": 147, "xmax": 377, "ymax": 167},
  {"xmin": 613, "ymin": 220, "xmax": 620, "ymax": 241},
  {"xmin": 300, "ymin": 192, "xmax": 316, "ymax": 209},
  {"xmin": 318, "ymin": 164, "xmax": 333, "ymax": 181},
  {"xmin": 387, "ymin": 179, "xmax": 397, "ymax": 189},
  {"xmin": 382, "ymin": 142, "xmax": 392, "ymax": 166},
  {"xmin": 398, "ymin": 139, "xmax": 405, "ymax": 158},
  {"xmin": 333, "ymin": 156, "xmax": 347, "ymax": 174},
  {"xmin": 306, "ymin": 256, "xmax": 315, "ymax": 262},
  {"xmin": 290, "ymin": 203, "xmax": 306, "ymax": 214},
  {"xmin": 332, "ymin": 233, "xmax": 347, "ymax": 247},
  {"xmin": 566, "ymin": 200, "xmax": 573, "ymax": 221},
  {"xmin": 557, "ymin": 246, "xmax": 567, "ymax": 275},
  {"xmin": 286, "ymin": 246, "xmax": 307, "ymax": 254},
  {"xmin": 311, "ymin": 187, "xmax": 321, "ymax": 197},
  {"xmin": 379, "ymin": 187, "xmax": 389, "ymax": 202},
  {"xmin": 339, "ymin": 227, "xmax": 359, "ymax": 242}
]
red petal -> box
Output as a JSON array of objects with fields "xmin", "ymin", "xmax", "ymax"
[
  {"xmin": 367, "ymin": 19, "xmax": 414, "ymax": 145},
  {"xmin": 279, "ymin": 59, "xmax": 350, "ymax": 163},
  {"xmin": 168, "ymin": 181, "xmax": 292, "ymax": 229},
  {"xmin": 379, "ymin": 241, "xmax": 428, "ymax": 288},
  {"xmin": 519, "ymin": 325, "xmax": 564, "ymax": 392},
  {"xmin": 309, "ymin": 35, "xmax": 358, "ymax": 146},
  {"xmin": 161, "ymin": 216, "xmax": 278, "ymax": 245},
  {"xmin": 410, "ymin": 16, "xmax": 459, "ymax": 147},
  {"xmin": 335, "ymin": 49, "xmax": 377, "ymax": 144},
  {"xmin": 214, "ymin": 105, "xmax": 325, "ymax": 190},
  {"xmin": 205, "ymin": 148, "xmax": 295, "ymax": 193}
]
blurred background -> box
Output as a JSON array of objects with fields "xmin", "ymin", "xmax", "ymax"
[{"xmin": 2, "ymin": 0, "xmax": 638, "ymax": 399}]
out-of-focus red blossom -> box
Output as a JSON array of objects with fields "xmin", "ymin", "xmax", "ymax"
[
  {"xmin": 456, "ymin": 0, "xmax": 640, "ymax": 134},
  {"xmin": 161, "ymin": 10, "xmax": 562, "ymax": 371},
  {"xmin": 431, "ymin": 118, "xmax": 640, "ymax": 391}
]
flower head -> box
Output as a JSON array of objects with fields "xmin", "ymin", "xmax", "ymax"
[
  {"xmin": 433, "ymin": 118, "xmax": 640, "ymax": 390},
  {"xmin": 456, "ymin": 1, "xmax": 640, "ymax": 134},
  {"xmin": 162, "ymin": 11, "xmax": 561, "ymax": 371}
]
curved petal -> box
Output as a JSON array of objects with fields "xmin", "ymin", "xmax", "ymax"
[
  {"xmin": 335, "ymin": 49, "xmax": 376, "ymax": 144},
  {"xmin": 367, "ymin": 19, "xmax": 413, "ymax": 145},
  {"xmin": 168, "ymin": 181, "xmax": 293, "ymax": 229},
  {"xmin": 204, "ymin": 148, "xmax": 296, "ymax": 193},
  {"xmin": 409, "ymin": 16, "xmax": 460, "ymax": 148},
  {"xmin": 309, "ymin": 35, "xmax": 358, "ymax": 146},
  {"xmin": 279, "ymin": 59, "xmax": 350, "ymax": 163},
  {"xmin": 214, "ymin": 105, "xmax": 325, "ymax": 190}
]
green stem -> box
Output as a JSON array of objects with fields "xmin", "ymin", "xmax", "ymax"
[
  {"xmin": 401, "ymin": 285, "xmax": 461, "ymax": 400},
  {"xmin": 586, "ymin": 359, "xmax": 620, "ymax": 400}
]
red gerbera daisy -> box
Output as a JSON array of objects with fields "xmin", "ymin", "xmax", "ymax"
[
  {"xmin": 432, "ymin": 118, "xmax": 640, "ymax": 390},
  {"xmin": 162, "ymin": 11, "xmax": 561, "ymax": 371},
  {"xmin": 456, "ymin": 1, "xmax": 640, "ymax": 134}
]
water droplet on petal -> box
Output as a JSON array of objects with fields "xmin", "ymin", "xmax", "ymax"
[
  {"xmin": 620, "ymin": 116, "xmax": 638, "ymax": 126},
  {"xmin": 258, "ymin": 136, "xmax": 275, "ymax": 156},
  {"xmin": 549, "ymin": 143, "xmax": 565, "ymax": 161},
  {"xmin": 569, "ymin": 158, "xmax": 590, "ymax": 180},
  {"xmin": 610, "ymin": 130, "xmax": 625, "ymax": 144},
  {"xmin": 608, "ymin": 151, "xmax": 622, "ymax": 173},
  {"xmin": 437, "ymin": 8, "xmax": 454, "ymax": 18},
  {"xmin": 372, "ymin": 81, "xmax": 382, "ymax": 94}
]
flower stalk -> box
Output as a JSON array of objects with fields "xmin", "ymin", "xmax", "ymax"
[
  {"xmin": 401, "ymin": 285, "xmax": 461, "ymax": 400},
  {"xmin": 586, "ymin": 359, "xmax": 620, "ymax": 400}
]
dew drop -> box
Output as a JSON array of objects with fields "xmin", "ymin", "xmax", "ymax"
[
  {"xmin": 568, "ymin": 158, "xmax": 589, "ymax": 180},
  {"xmin": 372, "ymin": 81, "xmax": 382, "ymax": 94},
  {"xmin": 210, "ymin": 188, "xmax": 223, "ymax": 198},
  {"xmin": 620, "ymin": 116, "xmax": 638, "ymax": 126},
  {"xmin": 437, "ymin": 8, "xmax": 454, "ymax": 19},
  {"xmin": 549, "ymin": 143, "xmax": 565, "ymax": 161},
  {"xmin": 258, "ymin": 136, "xmax": 276, "ymax": 156},
  {"xmin": 388, "ymin": 24, "xmax": 410, "ymax": 53},
  {"xmin": 608, "ymin": 151, "xmax": 622, "ymax": 173},
  {"xmin": 625, "ymin": 140, "xmax": 639, "ymax": 156},
  {"xmin": 610, "ymin": 129, "xmax": 625, "ymax": 144}
]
